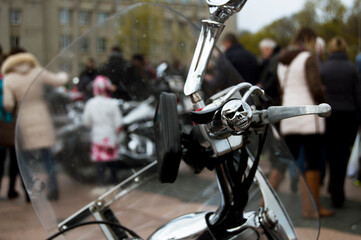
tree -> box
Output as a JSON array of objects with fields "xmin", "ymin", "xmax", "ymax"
[
  {"xmin": 117, "ymin": 3, "xmax": 165, "ymax": 61},
  {"xmin": 240, "ymin": 16, "xmax": 296, "ymax": 56},
  {"xmin": 317, "ymin": 0, "xmax": 347, "ymax": 23},
  {"xmin": 292, "ymin": 0, "xmax": 319, "ymax": 30},
  {"xmin": 117, "ymin": 3, "xmax": 197, "ymax": 65},
  {"xmin": 263, "ymin": 17, "xmax": 296, "ymax": 47},
  {"xmin": 345, "ymin": 0, "xmax": 361, "ymax": 60},
  {"xmin": 240, "ymin": 0, "xmax": 361, "ymax": 62}
]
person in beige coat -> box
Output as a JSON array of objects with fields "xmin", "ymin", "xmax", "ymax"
[{"xmin": 1, "ymin": 49, "xmax": 68, "ymax": 200}]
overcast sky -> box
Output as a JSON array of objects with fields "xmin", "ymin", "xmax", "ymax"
[{"xmin": 237, "ymin": 0, "xmax": 355, "ymax": 32}]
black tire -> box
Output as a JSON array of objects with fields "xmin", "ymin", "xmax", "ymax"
[{"xmin": 154, "ymin": 92, "xmax": 182, "ymax": 183}]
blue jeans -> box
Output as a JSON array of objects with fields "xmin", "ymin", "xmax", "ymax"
[{"xmin": 19, "ymin": 148, "xmax": 58, "ymax": 197}]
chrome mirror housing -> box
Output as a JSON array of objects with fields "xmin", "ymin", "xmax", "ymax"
[
  {"xmin": 184, "ymin": 0, "xmax": 249, "ymax": 98},
  {"xmin": 207, "ymin": 0, "xmax": 248, "ymax": 23}
]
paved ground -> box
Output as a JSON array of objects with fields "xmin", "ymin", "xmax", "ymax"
[{"xmin": 0, "ymin": 163, "xmax": 360, "ymax": 240}]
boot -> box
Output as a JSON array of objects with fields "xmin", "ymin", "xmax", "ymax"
[
  {"xmin": 268, "ymin": 168, "xmax": 284, "ymax": 191},
  {"xmin": 303, "ymin": 170, "xmax": 333, "ymax": 218},
  {"xmin": 300, "ymin": 177, "xmax": 318, "ymax": 218}
]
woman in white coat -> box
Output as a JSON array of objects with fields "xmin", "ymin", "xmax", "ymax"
[{"xmin": 277, "ymin": 28, "xmax": 333, "ymax": 217}]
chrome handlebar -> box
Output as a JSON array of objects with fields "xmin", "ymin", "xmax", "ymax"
[
  {"xmin": 220, "ymin": 93, "xmax": 332, "ymax": 133},
  {"xmin": 183, "ymin": 20, "xmax": 224, "ymax": 97},
  {"xmin": 192, "ymin": 84, "xmax": 332, "ymax": 157}
]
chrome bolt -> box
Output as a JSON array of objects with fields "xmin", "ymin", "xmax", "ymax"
[{"xmin": 262, "ymin": 209, "xmax": 278, "ymax": 229}]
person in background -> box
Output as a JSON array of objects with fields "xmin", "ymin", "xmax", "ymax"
[
  {"xmin": 320, "ymin": 36, "xmax": 361, "ymax": 208},
  {"xmin": 277, "ymin": 27, "xmax": 333, "ymax": 217},
  {"xmin": 78, "ymin": 57, "xmax": 98, "ymax": 101},
  {"xmin": 221, "ymin": 32, "xmax": 259, "ymax": 85},
  {"xmin": 99, "ymin": 46, "xmax": 129, "ymax": 100},
  {"xmin": 203, "ymin": 32, "xmax": 259, "ymax": 96},
  {"xmin": 125, "ymin": 54, "xmax": 152, "ymax": 100},
  {"xmin": 169, "ymin": 59, "xmax": 187, "ymax": 79},
  {"xmin": 355, "ymin": 47, "xmax": 361, "ymax": 75},
  {"xmin": 83, "ymin": 75, "xmax": 122, "ymax": 189},
  {"xmin": 355, "ymin": 47, "xmax": 361, "ymax": 186},
  {"xmin": 0, "ymin": 52, "xmax": 28, "ymax": 201},
  {"xmin": 258, "ymin": 38, "xmax": 299, "ymax": 194},
  {"xmin": 314, "ymin": 36, "xmax": 327, "ymax": 185},
  {"xmin": 315, "ymin": 37, "xmax": 326, "ymax": 63},
  {"xmin": 258, "ymin": 38, "xmax": 281, "ymax": 106},
  {"xmin": 2, "ymin": 47, "xmax": 68, "ymax": 201},
  {"xmin": 144, "ymin": 56, "xmax": 156, "ymax": 81},
  {"xmin": 0, "ymin": 45, "xmax": 3, "ymax": 63}
]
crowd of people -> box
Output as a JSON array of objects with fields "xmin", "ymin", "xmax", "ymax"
[
  {"xmin": 78, "ymin": 46, "xmax": 157, "ymax": 102},
  {"xmin": 0, "ymin": 44, "xmax": 181, "ymax": 200},
  {"xmin": 205, "ymin": 29, "xmax": 361, "ymax": 217}
]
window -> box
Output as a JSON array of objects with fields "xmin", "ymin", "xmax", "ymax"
[
  {"xmin": 59, "ymin": 62, "xmax": 72, "ymax": 73},
  {"xmin": 10, "ymin": 36, "xmax": 20, "ymax": 48},
  {"xmin": 79, "ymin": 63, "xmax": 86, "ymax": 72},
  {"xmin": 10, "ymin": 9, "xmax": 21, "ymax": 25},
  {"xmin": 60, "ymin": 35, "xmax": 72, "ymax": 49},
  {"xmin": 79, "ymin": 11, "xmax": 91, "ymax": 25},
  {"xmin": 97, "ymin": 37, "xmax": 107, "ymax": 53},
  {"xmin": 165, "ymin": 19, "xmax": 172, "ymax": 32},
  {"xmin": 59, "ymin": 9, "xmax": 71, "ymax": 25},
  {"xmin": 165, "ymin": 40, "xmax": 172, "ymax": 53},
  {"xmin": 97, "ymin": 12, "xmax": 108, "ymax": 24},
  {"xmin": 178, "ymin": 21, "xmax": 186, "ymax": 30},
  {"xmin": 79, "ymin": 37, "xmax": 90, "ymax": 52}
]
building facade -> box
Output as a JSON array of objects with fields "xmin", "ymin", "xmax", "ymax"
[{"xmin": 0, "ymin": 0, "xmax": 238, "ymax": 75}]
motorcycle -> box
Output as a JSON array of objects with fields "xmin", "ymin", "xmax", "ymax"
[
  {"xmin": 118, "ymin": 96, "xmax": 157, "ymax": 165},
  {"xmin": 15, "ymin": 1, "xmax": 325, "ymax": 239},
  {"xmin": 155, "ymin": 62, "xmax": 193, "ymax": 114}
]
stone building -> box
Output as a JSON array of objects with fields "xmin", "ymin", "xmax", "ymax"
[{"xmin": 0, "ymin": 0, "xmax": 238, "ymax": 75}]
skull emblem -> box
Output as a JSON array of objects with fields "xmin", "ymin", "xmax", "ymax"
[{"xmin": 221, "ymin": 100, "xmax": 252, "ymax": 132}]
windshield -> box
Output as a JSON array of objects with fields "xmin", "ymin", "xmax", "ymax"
[{"xmin": 15, "ymin": 3, "xmax": 319, "ymax": 240}]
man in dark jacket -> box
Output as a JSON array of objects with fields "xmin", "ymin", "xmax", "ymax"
[
  {"xmin": 99, "ymin": 46, "xmax": 130, "ymax": 100},
  {"xmin": 203, "ymin": 33, "xmax": 259, "ymax": 96},
  {"xmin": 78, "ymin": 57, "xmax": 98, "ymax": 101},
  {"xmin": 221, "ymin": 32, "xmax": 259, "ymax": 85}
]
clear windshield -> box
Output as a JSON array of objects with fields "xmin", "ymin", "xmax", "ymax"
[{"xmin": 15, "ymin": 3, "xmax": 319, "ymax": 240}]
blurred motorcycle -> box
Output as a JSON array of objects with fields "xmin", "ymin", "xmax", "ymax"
[
  {"xmin": 51, "ymin": 90, "xmax": 156, "ymax": 183},
  {"xmin": 118, "ymin": 96, "xmax": 156, "ymax": 165}
]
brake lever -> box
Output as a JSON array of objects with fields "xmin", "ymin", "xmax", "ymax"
[
  {"xmin": 266, "ymin": 104, "xmax": 332, "ymax": 123},
  {"xmin": 251, "ymin": 104, "xmax": 332, "ymax": 126}
]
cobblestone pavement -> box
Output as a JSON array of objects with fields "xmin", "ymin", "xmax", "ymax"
[{"xmin": 0, "ymin": 167, "xmax": 360, "ymax": 240}]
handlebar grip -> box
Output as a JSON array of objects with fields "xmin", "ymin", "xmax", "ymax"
[{"xmin": 267, "ymin": 104, "xmax": 332, "ymax": 123}]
